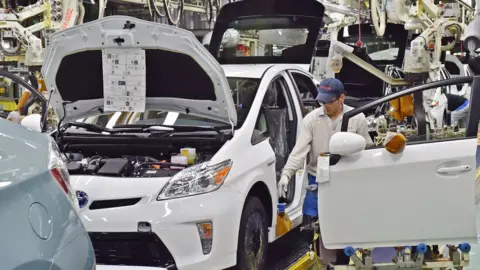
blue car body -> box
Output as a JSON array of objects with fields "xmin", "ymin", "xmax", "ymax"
[{"xmin": 0, "ymin": 119, "xmax": 95, "ymax": 270}]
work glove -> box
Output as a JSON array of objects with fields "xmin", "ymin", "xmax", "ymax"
[
  {"xmin": 6, "ymin": 111, "xmax": 21, "ymax": 123},
  {"xmin": 277, "ymin": 175, "xmax": 289, "ymax": 198}
]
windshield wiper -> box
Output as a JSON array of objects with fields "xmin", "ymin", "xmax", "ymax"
[
  {"xmin": 62, "ymin": 122, "xmax": 157, "ymax": 134},
  {"xmin": 62, "ymin": 122, "xmax": 112, "ymax": 133},
  {"xmin": 113, "ymin": 123, "xmax": 230, "ymax": 134}
]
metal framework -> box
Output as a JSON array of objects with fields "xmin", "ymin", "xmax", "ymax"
[{"xmin": 0, "ymin": 0, "xmax": 218, "ymax": 67}]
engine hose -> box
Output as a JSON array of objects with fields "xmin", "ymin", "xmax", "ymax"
[
  {"xmin": 163, "ymin": 0, "xmax": 184, "ymax": 25},
  {"xmin": 149, "ymin": 0, "xmax": 166, "ymax": 18}
]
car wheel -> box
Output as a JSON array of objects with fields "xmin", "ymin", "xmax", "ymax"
[{"xmin": 236, "ymin": 196, "xmax": 268, "ymax": 270}]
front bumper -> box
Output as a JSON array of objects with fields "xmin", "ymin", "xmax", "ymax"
[{"xmin": 81, "ymin": 186, "xmax": 245, "ymax": 270}]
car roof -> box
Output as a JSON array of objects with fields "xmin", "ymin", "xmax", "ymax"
[{"xmin": 222, "ymin": 64, "xmax": 310, "ymax": 79}]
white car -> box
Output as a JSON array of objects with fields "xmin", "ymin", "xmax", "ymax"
[{"xmin": 40, "ymin": 1, "xmax": 325, "ymax": 269}]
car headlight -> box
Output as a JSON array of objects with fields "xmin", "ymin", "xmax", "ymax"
[{"xmin": 157, "ymin": 160, "xmax": 232, "ymax": 200}]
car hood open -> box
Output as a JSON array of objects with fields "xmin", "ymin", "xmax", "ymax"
[{"xmin": 42, "ymin": 16, "xmax": 237, "ymax": 126}]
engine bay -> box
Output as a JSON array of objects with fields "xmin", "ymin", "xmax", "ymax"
[
  {"xmin": 64, "ymin": 153, "xmax": 214, "ymax": 178},
  {"xmin": 57, "ymin": 134, "xmax": 225, "ymax": 177}
]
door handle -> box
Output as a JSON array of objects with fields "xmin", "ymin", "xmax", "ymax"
[
  {"xmin": 437, "ymin": 165, "xmax": 472, "ymax": 173},
  {"xmin": 267, "ymin": 159, "xmax": 275, "ymax": 166}
]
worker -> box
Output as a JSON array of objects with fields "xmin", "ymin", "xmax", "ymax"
[
  {"xmin": 277, "ymin": 78, "xmax": 373, "ymax": 268},
  {"xmin": 445, "ymin": 93, "xmax": 470, "ymax": 128}
]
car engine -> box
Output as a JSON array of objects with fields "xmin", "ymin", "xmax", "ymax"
[{"xmin": 64, "ymin": 152, "xmax": 214, "ymax": 177}]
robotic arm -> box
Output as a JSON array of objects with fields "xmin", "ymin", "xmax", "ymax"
[
  {"xmin": 0, "ymin": 0, "xmax": 83, "ymax": 66},
  {"xmin": 403, "ymin": 18, "xmax": 463, "ymax": 82},
  {"xmin": 371, "ymin": 0, "xmax": 443, "ymax": 36},
  {"xmin": 464, "ymin": 0, "xmax": 480, "ymax": 54},
  {"xmin": 327, "ymin": 40, "xmax": 410, "ymax": 86}
]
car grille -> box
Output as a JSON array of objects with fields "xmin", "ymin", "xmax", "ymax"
[
  {"xmin": 89, "ymin": 232, "xmax": 176, "ymax": 269},
  {"xmin": 89, "ymin": 198, "xmax": 141, "ymax": 210}
]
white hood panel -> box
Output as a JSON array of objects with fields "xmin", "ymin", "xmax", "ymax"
[{"xmin": 42, "ymin": 16, "xmax": 237, "ymax": 125}]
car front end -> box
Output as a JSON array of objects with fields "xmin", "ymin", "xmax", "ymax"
[{"xmin": 74, "ymin": 170, "xmax": 244, "ymax": 269}]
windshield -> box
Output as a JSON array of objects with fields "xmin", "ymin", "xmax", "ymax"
[
  {"xmin": 219, "ymin": 27, "xmax": 308, "ymax": 58},
  {"xmin": 72, "ymin": 77, "xmax": 260, "ymax": 130},
  {"xmin": 368, "ymin": 47, "xmax": 399, "ymax": 61},
  {"xmin": 344, "ymin": 35, "xmax": 400, "ymax": 61},
  {"xmin": 213, "ymin": 16, "xmax": 311, "ymax": 63}
]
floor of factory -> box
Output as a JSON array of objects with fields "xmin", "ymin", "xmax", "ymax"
[{"xmin": 265, "ymin": 205, "xmax": 480, "ymax": 269}]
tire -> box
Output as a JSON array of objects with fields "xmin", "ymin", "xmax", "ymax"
[{"xmin": 235, "ymin": 196, "xmax": 269, "ymax": 270}]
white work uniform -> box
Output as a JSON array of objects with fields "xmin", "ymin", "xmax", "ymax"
[
  {"xmin": 281, "ymin": 104, "xmax": 373, "ymax": 181},
  {"xmin": 280, "ymin": 104, "xmax": 372, "ymax": 266}
]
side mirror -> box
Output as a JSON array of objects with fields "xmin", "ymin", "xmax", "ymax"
[
  {"xmin": 329, "ymin": 132, "xmax": 366, "ymax": 156},
  {"xmin": 384, "ymin": 132, "xmax": 407, "ymax": 154},
  {"xmin": 21, "ymin": 114, "xmax": 42, "ymax": 132}
]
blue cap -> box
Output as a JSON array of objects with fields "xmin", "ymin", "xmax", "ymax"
[
  {"xmin": 315, "ymin": 78, "xmax": 345, "ymax": 103},
  {"xmin": 277, "ymin": 203, "xmax": 286, "ymax": 213}
]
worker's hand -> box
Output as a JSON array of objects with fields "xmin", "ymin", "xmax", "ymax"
[
  {"xmin": 277, "ymin": 176, "xmax": 289, "ymax": 198},
  {"xmin": 6, "ymin": 111, "xmax": 21, "ymax": 123}
]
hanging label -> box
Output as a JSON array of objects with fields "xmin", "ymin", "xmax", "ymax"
[
  {"xmin": 102, "ymin": 49, "xmax": 146, "ymax": 112},
  {"xmin": 316, "ymin": 154, "xmax": 330, "ymax": 184}
]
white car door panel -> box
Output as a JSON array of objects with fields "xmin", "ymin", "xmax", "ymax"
[
  {"xmin": 281, "ymin": 70, "xmax": 309, "ymax": 227},
  {"xmin": 319, "ymin": 139, "xmax": 477, "ymax": 249},
  {"xmin": 318, "ymin": 76, "xmax": 479, "ymax": 250}
]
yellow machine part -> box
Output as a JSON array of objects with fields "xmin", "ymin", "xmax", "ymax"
[
  {"xmin": 288, "ymin": 252, "xmax": 323, "ymax": 270},
  {"xmin": 389, "ymin": 95, "xmax": 414, "ymax": 121},
  {"xmin": 16, "ymin": 90, "xmax": 32, "ymax": 113},
  {"xmin": 11, "ymin": 75, "xmax": 45, "ymax": 115},
  {"xmin": 0, "ymin": 100, "xmax": 16, "ymax": 111},
  {"xmin": 288, "ymin": 233, "xmax": 324, "ymax": 270},
  {"xmin": 37, "ymin": 78, "xmax": 47, "ymax": 93},
  {"xmin": 288, "ymin": 231, "xmax": 365, "ymax": 270}
]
